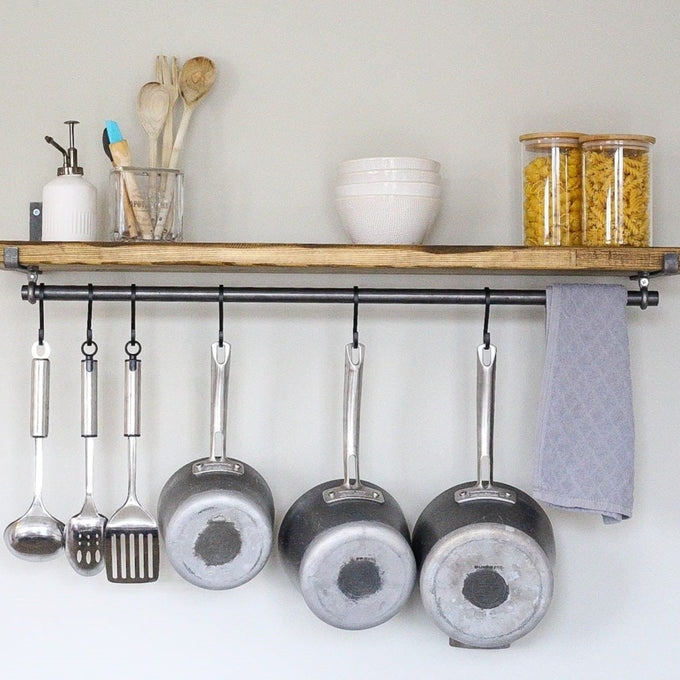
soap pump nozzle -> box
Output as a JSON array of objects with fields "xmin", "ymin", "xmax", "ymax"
[{"xmin": 45, "ymin": 120, "xmax": 84, "ymax": 176}]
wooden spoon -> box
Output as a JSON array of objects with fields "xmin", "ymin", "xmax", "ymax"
[
  {"xmin": 137, "ymin": 81, "xmax": 171, "ymax": 168},
  {"xmin": 168, "ymin": 57, "xmax": 216, "ymax": 169}
]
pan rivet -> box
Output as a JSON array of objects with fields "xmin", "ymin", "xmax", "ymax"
[{"xmin": 328, "ymin": 492, "xmax": 335, "ymax": 499}]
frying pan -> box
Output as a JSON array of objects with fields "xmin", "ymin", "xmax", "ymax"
[
  {"xmin": 412, "ymin": 342, "xmax": 555, "ymax": 648},
  {"xmin": 278, "ymin": 343, "xmax": 416, "ymax": 630},
  {"xmin": 158, "ymin": 342, "xmax": 274, "ymax": 589}
]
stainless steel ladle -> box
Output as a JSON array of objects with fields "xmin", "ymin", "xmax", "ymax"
[{"xmin": 4, "ymin": 341, "xmax": 64, "ymax": 561}]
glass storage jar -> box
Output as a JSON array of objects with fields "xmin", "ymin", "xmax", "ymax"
[
  {"xmin": 519, "ymin": 132, "xmax": 583, "ymax": 246},
  {"xmin": 581, "ymin": 134, "xmax": 655, "ymax": 246}
]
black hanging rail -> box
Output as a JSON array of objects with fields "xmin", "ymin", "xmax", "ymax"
[{"xmin": 20, "ymin": 284, "xmax": 658, "ymax": 308}]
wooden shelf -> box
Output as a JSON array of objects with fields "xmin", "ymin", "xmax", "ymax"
[{"xmin": 1, "ymin": 241, "xmax": 679, "ymax": 276}]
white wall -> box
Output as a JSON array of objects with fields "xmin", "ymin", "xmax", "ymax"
[{"xmin": 1, "ymin": 1, "xmax": 678, "ymax": 677}]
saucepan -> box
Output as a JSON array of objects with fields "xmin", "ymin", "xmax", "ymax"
[
  {"xmin": 158, "ymin": 341, "xmax": 274, "ymax": 589},
  {"xmin": 412, "ymin": 341, "xmax": 555, "ymax": 648},
  {"xmin": 278, "ymin": 342, "xmax": 416, "ymax": 630}
]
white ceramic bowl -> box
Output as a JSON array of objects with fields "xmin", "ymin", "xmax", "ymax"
[
  {"xmin": 337, "ymin": 169, "xmax": 441, "ymax": 185},
  {"xmin": 335, "ymin": 181, "xmax": 441, "ymax": 198},
  {"xmin": 335, "ymin": 195, "xmax": 441, "ymax": 244},
  {"xmin": 338, "ymin": 157, "xmax": 441, "ymax": 174}
]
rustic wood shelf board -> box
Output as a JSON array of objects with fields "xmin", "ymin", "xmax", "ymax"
[{"xmin": 1, "ymin": 242, "xmax": 678, "ymax": 275}]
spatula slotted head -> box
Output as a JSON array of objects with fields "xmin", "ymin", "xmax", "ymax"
[{"xmin": 104, "ymin": 529, "xmax": 159, "ymax": 583}]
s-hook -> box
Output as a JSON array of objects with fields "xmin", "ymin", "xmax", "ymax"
[
  {"xmin": 37, "ymin": 284, "xmax": 46, "ymax": 347},
  {"xmin": 81, "ymin": 284, "xmax": 98, "ymax": 363},
  {"xmin": 125, "ymin": 284, "xmax": 141, "ymax": 367},
  {"xmin": 352, "ymin": 286, "xmax": 360, "ymax": 349},
  {"xmin": 218, "ymin": 284, "xmax": 224, "ymax": 347},
  {"xmin": 482, "ymin": 287, "xmax": 491, "ymax": 349}
]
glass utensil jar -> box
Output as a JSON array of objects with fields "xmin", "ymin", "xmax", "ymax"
[
  {"xmin": 581, "ymin": 134, "xmax": 655, "ymax": 247},
  {"xmin": 110, "ymin": 167, "xmax": 184, "ymax": 241},
  {"xmin": 520, "ymin": 132, "xmax": 583, "ymax": 246}
]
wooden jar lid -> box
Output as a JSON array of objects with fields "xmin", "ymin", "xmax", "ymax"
[
  {"xmin": 519, "ymin": 132, "xmax": 583, "ymax": 150},
  {"xmin": 579, "ymin": 133, "xmax": 656, "ymax": 147}
]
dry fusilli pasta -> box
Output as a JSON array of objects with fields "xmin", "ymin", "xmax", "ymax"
[
  {"xmin": 581, "ymin": 135, "xmax": 654, "ymax": 247},
  {"xmin": 520, "ymin": 133, "xmax": 583, "ymax": 246}
]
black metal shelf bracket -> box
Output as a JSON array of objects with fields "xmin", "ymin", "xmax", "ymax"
[
  {"xmin": 629, "ymin": 252, "xmax": 678, "ymax": 309},
  {"xmin": 3, "ymin": 246, "xmax": 40, "ymax": 277},
  {"xmin": 4, "ymin": 246, "xmax": 41, "ymax": 303}
]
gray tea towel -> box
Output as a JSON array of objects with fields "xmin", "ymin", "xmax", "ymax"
[{"xmin": 533, "ymin": 284, "xmax": 634, "ymax": 523}]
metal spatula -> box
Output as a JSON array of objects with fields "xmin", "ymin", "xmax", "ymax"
[{"xmin": 104, "ymin": 356, "xmax": 159, "ymax": 583}]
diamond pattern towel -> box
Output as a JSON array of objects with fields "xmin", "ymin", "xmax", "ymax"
[{"xmin": 533, "ymin": 284, "xmax": 634, "ymax": 524}]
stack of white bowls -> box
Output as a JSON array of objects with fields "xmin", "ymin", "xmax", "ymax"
[{"xmin": 334, "ymin": 157, "xmax": 442, "ymax": 244}]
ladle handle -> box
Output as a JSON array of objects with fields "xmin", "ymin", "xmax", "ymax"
[
  {"xmin": 342, "ymin": 342, "xmax": 364, "ymax": 489},
  {"xmin": 209, "ymin": 341, "xmax": 231, "ymax": 462},
  {"xmin": 124, "ymin": 358, "xmax": 141, "ymax": 437},
  {"xmin": 476, "ymin": 343, "xmax": 496, "ymax": 488},
  {"xmin": 81, "ymin": 358, "xmax": 98, "ymax": 438},
  {"xmin": 30, "ymin": 343, "xmax": 50, "ymax": 439}
]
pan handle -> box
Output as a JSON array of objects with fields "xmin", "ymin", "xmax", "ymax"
[
  {"xmin": 323, "ymin": 343, "xmax": 384, "ymax": 504},
  {"xmin": 209, "ymin": 340, "xmax": 231, "ymax": 463},
  {"xmin": 455, "ymin": 343, "xmax": 515, "ymax": 505},
  {"xmin": 477, "ymin": 343, "xmax": 496, "ymax": 489},
  {"xmin": 343, "ymin": 342, "xmax": 363, "ymax": 490},
  {"xmin": 193, "ymin": 341, "xmax": 243, "ymax": 476}
]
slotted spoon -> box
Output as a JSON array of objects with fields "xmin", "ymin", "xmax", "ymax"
[
  {"xmin": 66, "ymin": 356, "xmax": 107, "ymax": 575},
  {"xmin": 104, "ymin": 356, "xmax": 159, "ymax": 583}
]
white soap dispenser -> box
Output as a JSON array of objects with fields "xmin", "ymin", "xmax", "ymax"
[{"xmin": 42, "ymin": 120, "xmax": 97, "ymax": 241}]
